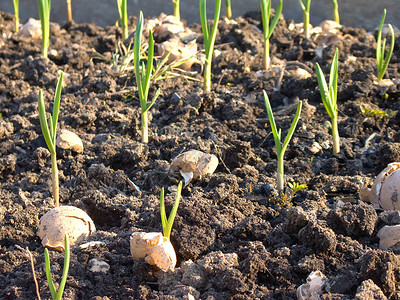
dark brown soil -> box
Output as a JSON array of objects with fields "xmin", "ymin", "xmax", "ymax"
[{"xmin": 1, "ymin": 9, "xmax": 400, "ymax": 300}]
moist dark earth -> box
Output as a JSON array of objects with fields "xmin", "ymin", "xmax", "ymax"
[{"xmin": 1, "ymin": 9, "xmax": 400, "ymax": 300}]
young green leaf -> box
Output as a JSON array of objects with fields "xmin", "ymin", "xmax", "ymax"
[
  {"xmin": 376, "ymin": 9, "xmax": 395, "ymax": 82},
  {"xmin": 44, "ymin": 235, "xmax": 70, "ymax": 300},
  {"xmin": 263, "ymin": 90, "xmax": 302, "ymax": 192},
  {"xmin": 315, "ymin": 48, "xmax": 340, "ymax": 153},
  {"xmin": 200, "ymin": 0, "xmax": 222, "ymax": 92},
  {"xmin": 117, "ymin": 0, "xmax": 128, "ymax": 40},
  {"xmin": 134, "ymin": 11, "xmax": 161, "ymax": 143},
  {"xmin": 160, "ymin": 182, "xmax": 182, "ymax": 239},
  {"xmin": 38, "ymin": 0, "xmax": 51, "ymax": 58},
  {"xmin": 38, "ymin": 71, "xmax": 64, "ymax": 207},
  {"xmin": 298, "ymin": 0, "xmax": 311, "ymax": 38},
  {"xmin": 260, "ymin": 0, "xmax": 283, "ymax": 70}
]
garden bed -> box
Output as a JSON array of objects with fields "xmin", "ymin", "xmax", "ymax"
[{"xmin": 1, "ymin": 9, "xmax": 400, "ymax": 299}]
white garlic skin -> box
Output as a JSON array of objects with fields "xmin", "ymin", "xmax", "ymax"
[
  {"xmin": 130, "ymin": 231, "xmax": 177, "ymax": 272},
  {"xmin": 379, "ymin": 168, "xmax": 400, "ymax": 210},
  {"xmin": 37, "ymin": 206, "xmax": 96, "ymax": 251}
]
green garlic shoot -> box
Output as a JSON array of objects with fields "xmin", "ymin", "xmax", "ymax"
[
  {"xmin": 134, "ymin": 11, "xmax": 161, "ymax": 143},
  {"xmin": 225, "ymin": 0, "xmax": 232, "ymax": 19},
  {"xmin": 117, "ymin": 0, "xmax": 128, "ymax": 40},
  {"xmin": 376, "ymin": 9, "xmax": 395, "ymax": 82},
  {"xmin": 160, "ymin": 182, "xmax": 182, "ymax": 239},
  {"xmin": 13, "ymin": 0, "xmax": 19, "ymax": 33},
  {"xmin": 38, "ymin": 0, "xmax": 51, "ymax": 58},
  {"xmin": 200, "ymin": 0, "xmax": 222, "ymax": 92},
  {"xmin": 172, "ymin": 0, "xmax": 180, "ymax": 21},
  {"xmin": 315, "ymin": 48, "xmax": 340, "ymax": 154},
  {"xmin": 260, "ymin": 0, "xmax": 282, "ymax": 70},
  {"xmin": 331, "ymin": 0, "xmax": 339, "ymax": 24},
  {"xmin": 38, "ymin": 71, "xmax": 63, "ymax": 207},
  {"xmin": 298, "ymin": 0, "xmax": 311, "ymax": 38},
  {"xmin": 44, "ymin": 235, "xmax": 70, "ymax": 300},
  {"xmin": 263, "ymin": 90, "xmax": 302, "ymax": 192},
  {"xmin": 67, "ymin": 0, "xmax": 72, "ymax": 23}
]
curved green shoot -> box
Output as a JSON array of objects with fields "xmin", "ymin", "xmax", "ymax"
[
  {"xmin": 263, "ymin": 91, "xmax": 302, "ymax": 192},
  {"xmin": 38, "ymin": 71, "xmax": 63, "ymax": 207},
  {"xmin": 134, "ymin": 11, "xmax": 161, "ymax": 143},
  {"xmin": 200, "ymin": 0, "xmax": 222, "ymax": 92},
  {"xmin": 315, "ymin": 48, "xmax": 340, "ymax": 154},
  {"xmin": 298, "ymin": 0, "xmax": 311, "ymax": 38},
  {"xmin": 260, "ymin": 0, "xmax": 282, "ymax": 70},
  {"xmin": 117, "ymin": 0, "xmax": 128, "ymax": 40},
  {"xmin": 12, "ymin": 0, "xmax": 19, "ymax": 33},
  {"xmin": 172, "ymin": 0, "xmax": 181, "ymax": 21},
  {"xmin": 44, "ymin": 235, "xmax": 70, "ymax": 300},
  {"xmin": 225, "ymin": 0, "xmax": 232, "ymax": 19},
  {"xmin": 332, "ymin": 0, "xmax": 339, "ymax": 24},
  {"xmin": 160, "ymin": 182, "xmax": 182, "ymax": 239},
  {"xmin": 38, "ymin": 0, "xmax": 51, "ymax": 58},
  {"xmin": 376, "ymin": 9, "xmax": 395, "ymax": 82}
]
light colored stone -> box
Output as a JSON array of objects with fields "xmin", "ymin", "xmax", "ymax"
[{"xmin": 88, "ymin": 258, "xmax": 110, "ymax": 273}]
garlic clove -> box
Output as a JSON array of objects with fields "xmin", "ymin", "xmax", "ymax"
[
  {"xmin": 379, "ymin": 168, "xmax": 400, "ymax": 210},
  {"xmin": 360, "ymin": 162, "xmax": 400, "ymax": 210},
  {"xmin": 147, "ymin": 236, "xmax": 177, "ymax": 272},
  {"xmin": 130, "ymin": 232, "xmax": 163, "ymax": 260},
  {"xmin": 19, "ymin": 18, "xmax": 42, "ymax": 39},
  {"xmin": 297, "ymin": 271, "xmax": 326, "ymax": 300},
  {"xmin": 37, "ymin": 206, "xmax": 96, "ymax": 251},
  {"xmin": 130, "ymin": 232, "xmax": 177, "ymax": 272},
  {"xmin": 56, "ymin": 129, "xmax": 84, "ymax": 153},
  {"xmin": 377, "ymin": 225, "xmax": 400, "ymax": 250},
  {"xmin": 169, "ymin": 149, "xmax": 218, "ymax": 181}
]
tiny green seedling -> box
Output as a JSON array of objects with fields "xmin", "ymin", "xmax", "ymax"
[
  {"xmin": 160, "ymin": 182, "xmax": 182, "ymax": 239},
  {"xmin": 376, "ymin": 9, "xmax": 395, "ymax": 82},
  {"xmin": 225, "ymin": 0, "xmax": 232, "ymax": 19},
  {"xmin": 92, "ymin": 41, "xmax": 135, "ymax": 73},
  {"xmin": 134, "ymin": 11, "xmax": 161, "ymax": 143},
  {"xmin": 315, "ymin": 48, "xmax": 340, "ymax": 154},
  {"xmin": 260, "ymin": 0, "xmax": 282, "ymax": 70},
  {"xmin": 263, "ymin": 90, "xmax": 302, "ymax": 192},
  {"xmin": 360, "ymin": 106, "xmax": 397, "ymax": 121},
  {"xmin": 12, "ymin": 0, "xmax": 19, "ymax": 33},
  {"xmin": 151, "ymin": 50, "xmax": 199, "ymax": 82},
  {"xmin": 298, "ymin": 0, "xmax": 311, "ymax": 38},
  {"xmin": 331, "ymin": 0, "xmax": 339, "ymax": 24},
  {"xmin": 38, "ymin": 0, "xmax": 51, "ymax": 58},
  {"xmin": 172, "ymin": 0, "xmax": 181, "ymax": 21},
  {"xmin": 288, "ymin": 181, "xmax": 307, "ymax": 194},
  {"xmin": 271, "ymin": 181, "xmax": 307, "ymax": 207},
  {"xmin": 38, "ymin": 71, "xmax": 63, "ymax": 207},
  {"xmin": 200, "ymin": 0, "xmax": 222, "ymax": 92},
  {"xmin": 117, "ymin": 0, "xmax": 128, "ymax": 40},
  {"xmin": 44, "ymin": 235, "xmax": 70, "ymax": 300}
]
